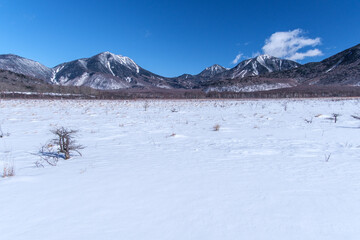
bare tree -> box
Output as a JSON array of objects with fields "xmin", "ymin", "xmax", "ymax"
[{"xmin": 51, "ymin": 127, "xmax": 84, "ymax": 160}]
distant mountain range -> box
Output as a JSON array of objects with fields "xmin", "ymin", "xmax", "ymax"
[
  {"xmin": 205, "ymin": 44, "xmax": 360, "ymax": 92},
  {"xmin": 0, "ymin": 43, "xmax": 359, "ymax": 95}
]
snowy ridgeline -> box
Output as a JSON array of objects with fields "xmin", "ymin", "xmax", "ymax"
[{"xmin": 1, "ymin": 99, "xmax": 360, "ymax": 239}]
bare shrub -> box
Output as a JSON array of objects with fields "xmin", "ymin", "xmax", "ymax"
[
  {"xmin": 143, "ymin": 101, "xmax": 149, "ymax": 111},
  {"xmin": 0, "ymin": 125, "xmax": 10, "ymax": 138},
  {"xmin": 51, "ymin": 127, "xmax": 84, "ymax": 160},
  {"xmin": 213, "ymin": 124, "xmax": 220, "ymax": 131},
  {"xmin": 326, "ymin": 113, "xmax": 340, "ymax": 123},
  {"xmin": 283, "ymin": 102, "xmax": 288, "ymax": 111},
  {"xmin": 324, "ymin": 153, "xmax": 331, "ymax": 162},
  {"xmin": 304, "ymin": 118, "xmax": 313, "ymax": 124},
  {"xmin": 34, "ymin": 127, "xmax": 84, "ymax": 167},
  {"xmin": 35, "ymin": 142, "xmax": 61, "ymax": 167},
  {"xmin": 332, "ymin": 113, "xmax": 340, "ymax": 123},
  {"xmin": 34, "ymin": 159, "xmax": 45, "ymax": 168}
]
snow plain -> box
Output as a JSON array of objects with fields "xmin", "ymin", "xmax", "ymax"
[{"xmin": 1, "ymin": 99, "xmax": 360, "ymax": 239}]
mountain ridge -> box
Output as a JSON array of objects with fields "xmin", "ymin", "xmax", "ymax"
[
  {"xmin": 0, "ymin": 43, "xmax": 359, "ymax": 93},
  {"xmin": 203, "ymin": 44, "xmax": 360, "ymax": 92}
]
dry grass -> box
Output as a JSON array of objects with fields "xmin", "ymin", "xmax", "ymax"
[
  {"xmin": 2, "ymin": 161, "xmax": 15, "ymax": 178},
  {"xmin": 213, "ymin": 124, "xmax": 221, "ymax": 131}
]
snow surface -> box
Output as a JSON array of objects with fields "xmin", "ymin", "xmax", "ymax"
[{"xmin": 1, "ymin": 99, "xmax": 360, "ymax": 239}]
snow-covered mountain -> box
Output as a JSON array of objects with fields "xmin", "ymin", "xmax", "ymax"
[
  {"xmin": 169, "ymin": 64, "xmax": 229, "ymax": 88},
  {"xmin": 204, "ymin": 44, "xmax": 360, "ymax": 93},
  {"xmin": 0, "ymin": 53, "xmax": 302, "ymax": 90},
  {"xmin": 218, "ymin": 55, "xmax": 301, "ymax": 79},
  {"xmin": 198, "ymin": 64, "xmax": 228, "ymax": 77},
  {"xmin": 1, "ymin": 44, "xmax": 360, "ymax": 93},
  {"xmin": 0, "ymin": 52, "xmax": 172, "ymax": 90},
  {"xmin": 51, "ymin": 52, "xmax": 171, "ymax": 90},
  {"xmin": 245, "ymin": 44, "xmax": 360, "ymax": 86},
  {"xmin": 0, "ymin": 54, "xmax": 52, "ymax": 82},
  {"xmin": 170, "ymin": 57, "xmax": 300, "ymax": 89}
]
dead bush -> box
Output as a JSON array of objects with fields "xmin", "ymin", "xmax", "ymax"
[
  {"xmin": 143, "ymin": 101, "xmax": 149, "ymax": 111},
  {"xmin": 35, "ymin": 142, "xmax": 61, "ymax": 167},
  {"xmin": 304, "ymin": 118, "xmax": 313, "ymax": 124},
  {"xmin": 324, "ymin": 153, "xmax": 331, "ymax": 162},
  {"xmin": 35, "ymin": 127, "xmax": 84, "ymax": 167},
  {"xmin": 0, "ymin": 125, "xmax": 10, "ymax": 138},
  {"xmin": 2, "ymin": 161, "xmax": 15, "ymax": 177},
  {"xmin": 51, "ymin": 127, "xmax": 84, "ymax": 160},
  {"xmin": 213, "ymin": 124, "xmax": 221, "ymax": 131},
  {"xmin": 332, "ymin": 113, "xmax": 340, "ymax": 123}
]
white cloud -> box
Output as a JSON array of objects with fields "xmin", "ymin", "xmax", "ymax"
[
  {"xmin": 232, "ymin": 53, "xmax": 243, "ymax": 64},
  {"xmin": 262, "ymin": 29, "xmax": 323, "ymax": 61},
  {"xmin": 289, "ymin": 49, "xmax": 323, "ymax": 61}
]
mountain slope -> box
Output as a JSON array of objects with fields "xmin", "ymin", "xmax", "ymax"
[
  {"xmin": 259, "ymin": 43, "xmax": 360, "ymax": 85},
  {"xmin": 0, "ymin": 54, "xmax": 53, "ymax": 82},
  {"xmin": 218, "ymin": 55, "xmax": 301, "ymax": 79}
]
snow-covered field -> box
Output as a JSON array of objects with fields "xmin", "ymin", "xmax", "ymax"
[{"xmin": 1, "ymin": 99, "xmax": 360, "ymax": 239}]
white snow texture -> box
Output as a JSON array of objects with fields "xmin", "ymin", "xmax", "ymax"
[{"xmin": 1, "ymin": 99, "xmax": 360, "ymax": 240}]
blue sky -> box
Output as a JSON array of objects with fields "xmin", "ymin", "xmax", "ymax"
[{"xmin": 0, "ymin": 0, "xmax": 359, "ymax": 77}]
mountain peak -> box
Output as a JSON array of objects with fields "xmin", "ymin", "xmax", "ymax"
[
  {"xmin": 223, "ymin": 54, "xmax": 301, "ymax": 79},
  {"xmin": 206, "ymin": 64, "xmax": 226, "ymax": 70},
  {"xmin": 255, "ymin": 54, "xmax": 272, "ymax": 60},
  {"xmin": 91, "ymin": 51, "xmax": 140, "ymax": 74},
  {"xmin": 199, "ymin": 64, "xmax": 227, "ymax": 77},
  {"xmin": 95, "ymin": 51, "xmax": 122, "ymax": 60}
]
